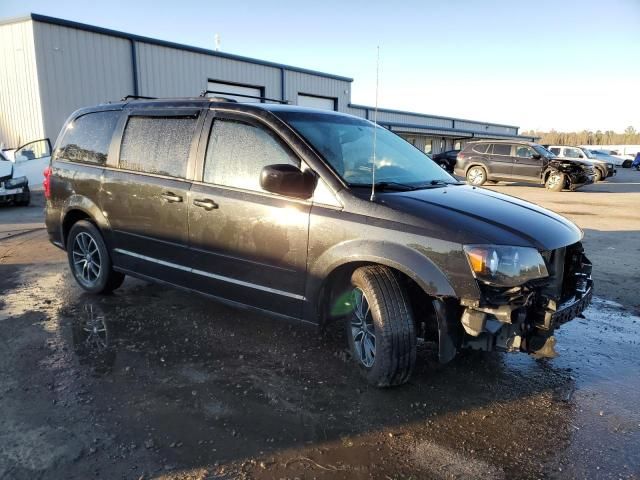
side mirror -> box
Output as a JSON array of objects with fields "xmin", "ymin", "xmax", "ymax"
[
  {"xmin": 260, "ymin": 164, "xmax": 317, "ymax": 199},
  {"xmin": 532, "ymin": 153, "xmax": 542, "ymax": 159},
  {"xmin": 578, "ymin": 154, "xmax": 584, "ymax": 158}
]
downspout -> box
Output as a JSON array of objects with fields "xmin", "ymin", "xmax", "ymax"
[
  {"xmin": 280, "ymin": 67, "xmax": 286, "ymax": 102},
  {"xmin": 130, "ymin": 39, "xmax": 139, "ymax": 96}
]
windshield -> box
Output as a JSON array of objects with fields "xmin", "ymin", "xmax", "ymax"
[
  {"xmin": 533, "ymin": 145, "xmax": 554, "ymax": 157},
  {"xmin": 0, "ymin": 151, "xmax": 9, "ymax": 162},
  {"xmin": 278, "ymin": 112, "xmax": 456, "ymax": 187},
  {"xmin": 582, "ymin": 149, "xmax": 595, "ymax": 159}
]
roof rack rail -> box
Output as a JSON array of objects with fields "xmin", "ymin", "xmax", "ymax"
[
  {"xmin": 199, "ymin": 90, "xmax": 289, "ymax": 104},
  {"xmin": 121, "ymin": 94, "xmax": 157, "ymax": 101}
]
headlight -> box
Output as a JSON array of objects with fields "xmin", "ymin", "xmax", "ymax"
[
  {"xmin": 4, "ymin": 176, "xmax": 27, "ymax": 189},
  {"xmin": 463, "ymin": 245, "xmax": 548, "ymax": 287}
]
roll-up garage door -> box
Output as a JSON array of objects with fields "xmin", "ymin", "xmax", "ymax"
[
  {"xmin": 297, "ymin": 94, "xmax": 336, "ymax": 111},
  {"xmin": 206, "ymin": 81, "xmax": 262, "ymax": 102}
]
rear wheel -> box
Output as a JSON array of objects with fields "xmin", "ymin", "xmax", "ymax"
[
  {"xmin": 622, "ymin": 160, "xmax": 632, "ymax": 168},
  {"xmin": 466, "ymin": 166, "xmax": 487, "ymax": 186},
  {"xmin": 67, "ymin": 220, "xmax": 125, "ymax": 294},
  {"xmin": 545, "ymin": 171, "xmax": 565, "ymax": 191},
  {"xmin": 346, "ymin": 266, "xmax": 416, "ymax": 387}
]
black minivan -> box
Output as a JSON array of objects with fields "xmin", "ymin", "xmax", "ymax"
[{"xmin": 45, "ymin": 98, "xmax": 593, "ymax": 387}]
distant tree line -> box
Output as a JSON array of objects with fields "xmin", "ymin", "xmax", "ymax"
[{"xmin": 520, "ymin": 126, "xmax": 640, "ymax": 145}]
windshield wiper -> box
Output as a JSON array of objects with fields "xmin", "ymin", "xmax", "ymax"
[
  {"xmin": 350, "ymin": 181, "xmax": 417, "ymax": 191},
  {"xmin": 428, "ymin": 179, "xmax": 464, "ymax": 186}
]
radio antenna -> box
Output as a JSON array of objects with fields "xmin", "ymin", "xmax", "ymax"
[{"xmin": 370, "ymin": 46, "xmax": 380, "ymax": 202}]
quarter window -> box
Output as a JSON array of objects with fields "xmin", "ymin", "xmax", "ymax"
[
  {"xmin": 119, "ymin": 116, "xmax": 198, "ymax": 178},
  {"xmin": 203, "ymin": 118, "xmax": 299, "ymax": 192},
  {"xmin": 472, "ymin": 144, "xmax": 489, "ymax": 154},
  {"xmin": 492, "ymin": 144, "xmax": 512, "ymax": 156},
  {"xmin": 549, "ymin": 147, "xmax": 561, "ymax": 155},
  {"xmin": 56, "ymin": 111, "xmax": 120, "ymax": 165}
]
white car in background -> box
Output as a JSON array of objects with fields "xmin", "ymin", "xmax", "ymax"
[
  {"xmin": 0, "ymin": 138, "xmax": 51, "ymax": 206},
  {"xmin": 589, "ymin": 149, "xmax": 633, "ymax": 168}
]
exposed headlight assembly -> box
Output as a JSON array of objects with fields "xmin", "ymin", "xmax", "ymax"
[
  {"xmin": 463, "ymin": 245, "xmax": 548, "ymax": 287},
  {"xmin": 4, "ymin": 176, "xmax": 28, "ymax": 189}
]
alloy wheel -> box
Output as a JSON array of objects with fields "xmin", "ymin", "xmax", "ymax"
[
  {"xmin": 467, "ymin": 167, "xmax": 485, "ymax": 185},
  {"xmin": 72, "ymin": 232, "xmax": 102, "ymax": 286},
  {"xmin": 547, "ymin": 172, "xmax": 563, "ymax": 189},
  {"xmin": 350, "ymin": 287, "xmax": 376, "ymax": 368}
]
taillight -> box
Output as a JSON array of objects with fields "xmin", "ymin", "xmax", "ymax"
[{"xmin": 43, "ymin": 166, "xmax": 52, "ymax": 199}]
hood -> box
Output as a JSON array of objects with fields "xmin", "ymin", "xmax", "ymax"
[{"xmin": 381, "ymin": 185, "xmax": 582, "ymax": 251}]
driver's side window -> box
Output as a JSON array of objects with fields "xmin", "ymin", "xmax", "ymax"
[
  {"xmin": 204, "ymin": 118, "xmax": 299, "ymax": 193},
  {"xmin": 515, "ymin": 146, "xmax": 534, "ymax": 158}
]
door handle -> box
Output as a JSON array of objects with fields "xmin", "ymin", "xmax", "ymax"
[
  {"xmin": 193, "ymin": 198, "xmax": 219, "ymax": 210},
  {"xmin": 161, "ymin": 192, "xmax": 183, "ymax": 203}
]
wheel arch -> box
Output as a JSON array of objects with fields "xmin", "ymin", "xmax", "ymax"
[
  {"xmin": 304, "ymin": 240, "xmax": 458, "ymax": 327},
  {"xmin": 61, "ymin": 195, "xmax": 111, "ymax": 249}
]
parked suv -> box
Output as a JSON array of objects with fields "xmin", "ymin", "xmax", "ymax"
[
  {"xmin": 546, "ymin": 145, "xmax": 615, "ymax": 182},
  {"xmin": 45, "ymin": 98, "xmax": 593, "ymax": 387},
  {"xmin": 455, "ymin": 140, "xmax": 596, "ymax": 191}
]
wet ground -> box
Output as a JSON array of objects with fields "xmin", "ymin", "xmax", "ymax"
[{"xmin": 1, "ymin": 169, "xmax": 639, "ymax": 479}]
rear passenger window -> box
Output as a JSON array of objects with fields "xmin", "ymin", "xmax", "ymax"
[
  {"xmin": 56, "ymin": 111, "xmax": 120, "ymax": 165},
  {"xmin": 492, "ymin": 144, "xmax": 511, "ymax": 156},
  {"xmin": 203, "ymin": 118, "xmax": 299, "ymax": 192},
  {"xmin": 119, "ymin": 116, "xmax": 198, "ymax": 178},
  {"xmin": 549, "ymin": 147, "xmax": 560, "ymax": 155}
]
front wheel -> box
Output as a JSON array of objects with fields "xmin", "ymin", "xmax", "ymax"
[
  {"xmin": 346, "ymin": 266, "xmax": 416, "ymax": 387},
  {"xmin": 545, "ymin": 171, "xmax": 565, "ymax": 191},
  {"xmin": 593, "ymin": 168, "xmax": 603, "ymax": 182},
  {"xmin": 67, "ymin": 220, "xmax": 125, "ymax": 294},
  {"xmin": 466, "ymin": 166, "xmax": 487, "ymax": 186}
]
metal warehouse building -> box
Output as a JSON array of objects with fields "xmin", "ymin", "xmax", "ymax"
[{"xmin": 0, "ymin": 13, "xmax": 534, "ymax": 151}]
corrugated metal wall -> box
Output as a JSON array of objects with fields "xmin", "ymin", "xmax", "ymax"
[
  {"xmin": 135, "ymin": 42, "xmax": 282, "ymax": 99},
  {"xmin": 0, "ymin": 16, "xmax": 524, "ymax": 150},
  {"xmin": 32, "ymin": 22, "xmax": 134, "ymax": 143},
  {"xmin": 0, "ymin": 20, "xmax": 44, "ymax": 148},
  {"xmin": 455, "ymin": 120, "xmax": 517, "ymax": 135}
]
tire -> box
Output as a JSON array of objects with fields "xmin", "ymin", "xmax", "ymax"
[
  {"xmin": 14, "ymin": 186, "xmax": 30, "ymax": 206},
  {"xmin": 466, "ymin": 166, "xmax": 487, "ymax": 186},
  {"xmin": 346, "ymin": 266, "xmax": 416, "ymax": 387},
  {"xmin": 67, "ymin": 220, "xmax": 125, "ymax": 294},
  {"xmin": 438, "ymin": 161, "xmax": 449, "ymax": 171},
  {"xmin": 593, "ymin": 168, "xmax": 603, "ymax": 182},
  {"xmin": 545, "ymin": 170, "xmax": 565, "ymax": 191},
  {"xmin": 622, "ymin": 160, "xmax": 632, "ymax": 168}
]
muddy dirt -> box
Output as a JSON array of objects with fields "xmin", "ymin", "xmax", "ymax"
[{"xmin": 1, "ymin": 172, "xmax": 640, "ymax": 479}]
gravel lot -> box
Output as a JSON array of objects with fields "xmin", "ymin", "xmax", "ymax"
[{"xmin": 1, "ymin": 168, "xmax": 639, "ymax": 479}]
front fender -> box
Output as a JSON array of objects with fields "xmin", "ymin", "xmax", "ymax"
[{"xmin": 304, "ymin": 239, "xmax": 458, "ymax": 323}]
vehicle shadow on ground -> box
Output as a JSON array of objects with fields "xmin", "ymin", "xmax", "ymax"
[{"xmin": 46, "ymin": 275, "xmax": 578, "ymax": 478}]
